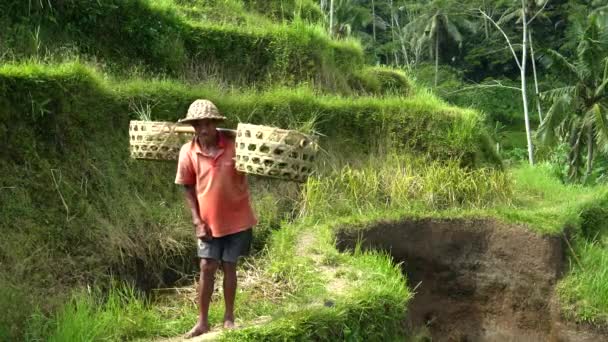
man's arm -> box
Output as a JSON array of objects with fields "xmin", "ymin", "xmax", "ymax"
[{"xmin": 183, "ymin": 185, "xmax": 211, "ymax": 241}]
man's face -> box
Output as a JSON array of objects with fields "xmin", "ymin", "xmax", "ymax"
[{"xmin": 192, "ymin": 119, "xmax": 219, "ymax": 140}]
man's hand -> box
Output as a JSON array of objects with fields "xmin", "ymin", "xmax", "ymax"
[{"xmin": 195, "ymin": 222, "xmax": 212, "ymax": 241}]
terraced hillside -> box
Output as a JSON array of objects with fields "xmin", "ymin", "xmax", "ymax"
[{"xmin": 1, "ymin": 1, "xmax": 608, "ymax": 341}]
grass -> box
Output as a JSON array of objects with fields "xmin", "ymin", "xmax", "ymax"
[
  {"xmin": 0, "ymin": 0, "xmax": 374, "ymax": 93},
  {"xmin": 558, "ymin": 240, "xmax": 608, "ymax": 327},
  {"xmin": 220, "ymin": 222, "xmax": 411, "ymax": 341},
  {"xmin": 2, "ymin": 1, "xmax": 607, "ymax": 338},
  {"xmin": 301, "ymin": 153, "xmax": 512, "ymax": 221},
  {"xmin": 299, "ymin": 157, "xmax": 608, "ymax": 328},
  {"xmin": 494, "ymin": 164, "xmax": 607, "ymax": 234},
  {"xmin": 26, "ymin": 284, "xmax": 171, "ymax": 342}
]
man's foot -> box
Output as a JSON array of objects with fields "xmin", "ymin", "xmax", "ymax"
[
  {"xmin": 223, "ymin": 315, "xmax": 236, "ymax": 329},
  {"xmin": 184, "ymin": 322, "xmax": 210, "ymax": 339}
]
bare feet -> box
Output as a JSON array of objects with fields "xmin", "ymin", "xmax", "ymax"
[
  {"xmin": 184, "ymin": 322, "xmax": 210, "ymax": 339},
  {"xmin": 223, "ymin": 314, "xmax": 236, "ymax": 329}
]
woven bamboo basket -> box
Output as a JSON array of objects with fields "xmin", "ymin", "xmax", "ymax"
[
  {"xmin": 129, "ymin": 120, "xmax": 194, "ymax": 160},
  {"xmin": 235, "ymin": 123, "xmax": 318, "ymax": 182}
]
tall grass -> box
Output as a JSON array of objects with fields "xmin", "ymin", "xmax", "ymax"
[
  {"xmin": 26, "ymin": 284, "xmax": 167, "ymax": 342},
  {"xmin": 301, "ymin": 153, "xmax": 512, "ymax": 220},
  {"xmin": 0, "ymin": 0, "xmax": 366, "ymax": 92},
  {"xmin": 558, "ymin": 240, "xmax": 608, "ymax": 326}
]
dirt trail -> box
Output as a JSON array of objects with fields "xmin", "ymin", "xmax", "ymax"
[
  {"xmin": 336, "ymin": 218, "xmax": 608, "ymax": 342},
  {"xmin": 154, "ymin": 229, "xmax": 346, "ymax": 342},
  {"xmin": 296, "ymin": 229, "xmax": 350, "ymax": 297}
]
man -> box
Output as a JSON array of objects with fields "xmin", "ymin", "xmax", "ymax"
[{"xmin": 174, "ymin": 99, "xmax": 257, "ymax": 338}]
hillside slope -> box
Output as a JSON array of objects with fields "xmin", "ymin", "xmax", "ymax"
[{"xmin": 1, "ymin": 1, "xmax": 505, "ymax": 340}]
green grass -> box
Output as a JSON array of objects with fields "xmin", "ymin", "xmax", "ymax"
[
  {"xmin": 0, "ymin": 0, "xmax": 374, "ymax": 93},
  {"xmin": 301, "ymin": 153, "xmax": 512, "ymax": 221},
  {"xmin": 2, "ymin": 1, "xmax": 606, "ymax": 336},
  {"xmin": 300, "ymin": 157, "xmax": 608, "ymax": 328},
  {"xmin": 493, "ymin": 164, "xmax": 607, "ymax": 234},
  {"xmin": 26, "ymin": 284, "xmax": 172, "ymax": 342},
  {"xmin": 220, "ymin": 223, "xmax": 410, "ymax": 341},
  {"xmin": 558, "ymin": 240, "xmax": 608, "ymax": 327}
]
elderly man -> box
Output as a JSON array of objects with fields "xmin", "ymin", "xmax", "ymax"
[{"xmin": 175, "ymin": 99, "xmax": 257, "ymax": 338}]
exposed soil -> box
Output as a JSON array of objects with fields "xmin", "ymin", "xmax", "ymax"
[{"xmin": 336, "ymin": 218, "xmax": 608, "ymax": 342}]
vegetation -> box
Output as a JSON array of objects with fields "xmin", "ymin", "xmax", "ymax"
[
  {"xmin": 2, "ymin": 0, "xmax": 608, "ymax": 341},
  {"xmin": 538, "ymin": 10, "xmax": 608, "ymax": 181}
]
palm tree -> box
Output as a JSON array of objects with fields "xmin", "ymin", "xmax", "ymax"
[
  {"xmin": 538, "ymin": 11, "xmax": 608, "ymax": 181},
  {"xmin": 403, "ymin": 0, "xmax": 475, "ymax": 86},
  {"xmin": 332, "ymin": 0, "xmax": 373, "ymax": 38}
]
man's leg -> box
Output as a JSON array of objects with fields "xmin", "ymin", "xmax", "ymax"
[
  {"xmin": 186, "ymin": 258, "xmax": 218, "ymax": 338},
  {"xmin": 221, "ymin": 229, "xmax": 251, "ymax": 329},
  {"xmin": 222, "ymin": 261, "xmax": 237, "ymax": 328}
]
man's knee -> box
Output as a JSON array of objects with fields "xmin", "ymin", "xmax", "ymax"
[
  {"xmin": 200, "ymin": 258, "xmax": 218, "ymax": 275},
  {"xmin": 222, "ymin": 261, "xmax": 237, "ymax": 273}
]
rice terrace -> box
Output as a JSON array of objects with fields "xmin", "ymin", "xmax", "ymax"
[{"xmin": 2, "ymin": 1, "xmax": 608, "ymax": 341}]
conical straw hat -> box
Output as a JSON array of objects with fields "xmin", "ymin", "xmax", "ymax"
[{"xmin": 178, "ymin": 99, "xmax": 226, "ymax": 123}]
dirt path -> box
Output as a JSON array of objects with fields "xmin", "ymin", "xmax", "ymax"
[
  {"xmin": 296, "ymin": 229, "xmax": 349, "ymax": 297},
  {"xmin": 153, "ymin": 228, "xmax": 347, "ymax": 342}
]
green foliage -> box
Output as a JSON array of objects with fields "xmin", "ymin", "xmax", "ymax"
[
  {"xmin": 302, "ymin": 153, "xmax": 512, "ymax": 220},
  {"xmin": 8, "ymin": 0, "xmax": 608, "ymax": 337},
  {"xmin": 244, "ymin": 0, "xmax": 324, "ymax": 23},
  {"xmin": 1, "ymin": 62, "xmax": 489, "ymax": 339},
  {"xmin": 349, "ymin": 66, "xmax": 411, "ymax": 95},
  {"xmin": 221, "ymin": 225, "xmax": 410, "ymax": 341},
  {"xmin": 493, "ymin": 163, "xmax": 607, "ymax": 234},
  {"xmin": 0, "ymin": 278, "xmax": 37, "ymax": 341},
  {"xmin": 26, "ymin": 284, "xmax": 167, "ymax": 342},
  {"xmin": 558, "ymin": 240, "xmax": 608, "ymax": 326},
  {"xmin": 0, "ymin": 0, "xmax": 363, "ymax": 91},
  {"xmin": 558, "ymin": 191, "xmax": 608, "ymax": 326},
  {"xmin": 537, "ymin": 10, "xmax": 608, "ymax": 181}
]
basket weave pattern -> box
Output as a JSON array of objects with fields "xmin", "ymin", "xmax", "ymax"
[
  {"xmin": 129, "ymin": 120, "xmax": 193, "ymax": 160},
  {"xmin": 235, "ymin": 123, "xmax": 317, "ymax": 182}
]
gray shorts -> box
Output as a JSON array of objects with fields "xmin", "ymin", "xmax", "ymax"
[{"xmin": 197, "ymin": 228, "xmax": 252, "ymax": 263}]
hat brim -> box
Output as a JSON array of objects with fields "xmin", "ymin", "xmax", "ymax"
[{"xmin": 178, "ymin": 116, "xmax": 226, "ymax": 123}]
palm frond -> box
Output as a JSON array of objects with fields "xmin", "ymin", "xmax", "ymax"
[
  {"xmin": 540, "ymin": 86, "xmax": 576, "ymax": 102},
  {"xmin": 568, "ymin": 121, "xmax": 585, "ymax": 181},
  {"xmin": 539, "ymin": 49, "xmax": 579, "ymax": 79},
  {"xmin": 594, "ymin": 74, "xmax": 608, "ymax": 99},
  {"xmin": 459, "ymin": 18, "xmax": 477, "ymax": 34},
  {"xmin": 537, "ymin": 94, "xmax": 573, "ymax": 145},
  {"xmin": 444, "ymin": 18, "xmax": 463, "ymax": 47},
  {"xmin": 429, "ymin": 14, "xmax": 439, "ymax": 37},
  {"xmin": 496, "ymin": 8, "xmax": 520, "ymax": 25},
  {"xmin": 592, "ymin": 104, "xmax": 608, "ymax": 154}
]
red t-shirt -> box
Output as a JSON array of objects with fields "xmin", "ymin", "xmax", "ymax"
[{"xmin": 175, "ymin": 131, "xmax": 257, "ymax": 237}]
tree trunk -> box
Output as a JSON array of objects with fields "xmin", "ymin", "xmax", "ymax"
[
  {"xmin": 521, "ymin": 0, "xmax": 534, "ymax": 165},
  {"xmin": 389, "ymin": 0, "xmax": 396, "ymax": 65},
  {"xmin": 329, "ymin": 0, "xmax": 334, "ymax": 37},
  {"xmin": 372, "ymin": 0, "xmax": 376, "ymax": 42},
  {"xmin": 392, "ymin": 6, "xmax": 410, "ymax": 66},
  {"xmin": 529, "ymin": 29, "xmax": 543, "ymax": 123},
  {"xmin": 434, "ymin": 35, "xmax": 439, "ymax": 87},
  {"xmin": 483, "ymin": 0, "xmax": 489, "ymax": 39},
  {"xmin": 585, "ymin": 126, "xmax": 594, "ymax": 181}
]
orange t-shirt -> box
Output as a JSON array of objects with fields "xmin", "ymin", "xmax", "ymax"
[{"xmin": 175, "ymin": 131, "xmax": 257, "ymax": 237}]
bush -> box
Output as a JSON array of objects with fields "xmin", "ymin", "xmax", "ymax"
[{"xmin": 349, "ymin": 66, "xmax": 410, "ymax": 95}]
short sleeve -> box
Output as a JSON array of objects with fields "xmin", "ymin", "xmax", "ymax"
[{"xmin": 175, "ymin": 145, "xmax": 196, "ymax": 185}]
